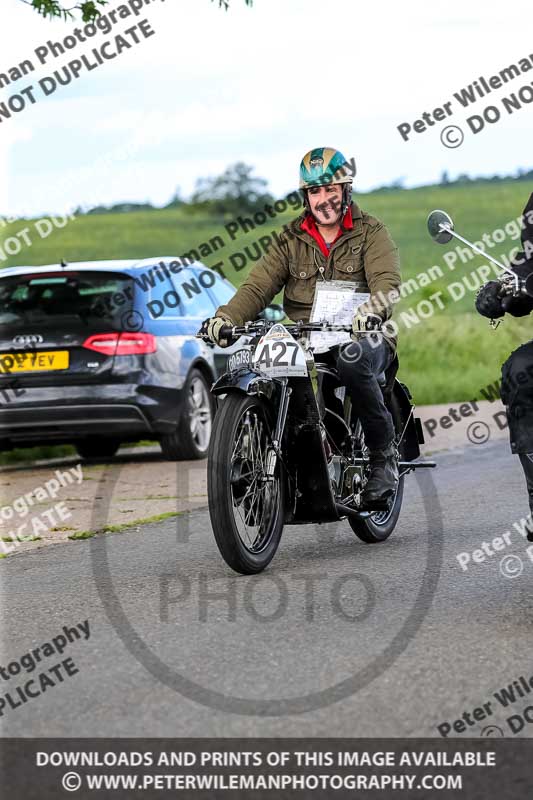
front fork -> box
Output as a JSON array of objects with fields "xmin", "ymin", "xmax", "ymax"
[{"xmin": 265, "ymin": 378, "xmax": 291, "ymax": 477}]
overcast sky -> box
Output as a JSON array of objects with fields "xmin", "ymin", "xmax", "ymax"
[{"xmin": 1, "ymin": 0, "xmax": 532, "ymax": 216}]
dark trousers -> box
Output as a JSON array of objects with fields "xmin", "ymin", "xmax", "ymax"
[
  {"xmin": 519, "ymin": 454, "xmax": 533, "ymax": 516},
  {"xmin": 333, "ymin": 334, "xmax": 395, "ymax": 451},
  {"xmin": 501, "ymin": 340, "xmax": 533, "ymax": 454},
  {"xmin": 500, "ymin": 340, "xmax": 533, "ymax": 516}
]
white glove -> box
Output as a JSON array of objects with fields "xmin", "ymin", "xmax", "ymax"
[
  {"xmin": 199, "ymin": 316, "xmax": 234, "ymax": 347},
  {"xmin": 351, "ymin": 307, "xmax": 382, "ymax": 334}
]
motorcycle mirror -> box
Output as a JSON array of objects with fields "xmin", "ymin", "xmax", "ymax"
[{"xmin": 427, "ymin": 209, "xmax": 455, "ymax": 244}]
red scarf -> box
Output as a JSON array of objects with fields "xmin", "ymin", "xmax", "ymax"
[{"xmin": 300, "ymin": 206, "xmax": 354, "ymax": 258}]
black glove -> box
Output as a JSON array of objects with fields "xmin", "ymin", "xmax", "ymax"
[
  {"xmin": 475, "ymin": 281, "xmax": 505, "ymax": 319},
  {"xmin": 499, "ymin": 265, "xmax": 533, "ymax": 317}
]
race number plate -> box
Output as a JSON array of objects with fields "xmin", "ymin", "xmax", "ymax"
[
  {"xmin": 252, "ymin": 323, "xmax": 308, "ymax": 377},
  {"xmin": 227, "ymin": 348, "xmax": 250, "ymax": 372}
]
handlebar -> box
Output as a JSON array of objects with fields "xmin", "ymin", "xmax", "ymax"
[
  {"xmin": 498, "ymin": 274, "xmax": 533, "ymax": 299},
  {"xmin": 195, "ymin": 319, "xmax": 382, "ymax": 343},
  {"xmin": 222, "ymin": 321, "xmax": 359, "ymax": 338}
]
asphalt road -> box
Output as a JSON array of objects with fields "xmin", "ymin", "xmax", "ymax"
[{"xmin": 1, "ymin": 439, "xmax": 533, "ymax": 739}]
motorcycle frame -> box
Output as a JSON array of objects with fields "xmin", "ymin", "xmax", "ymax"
[{"xmin": 211, "ymin": 362, "xmax": 428, "ymax": 525}]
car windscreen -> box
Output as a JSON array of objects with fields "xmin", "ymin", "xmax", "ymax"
[{"xmin": 0, "ymin": 271, "xmax": 135, "ymax": 327}]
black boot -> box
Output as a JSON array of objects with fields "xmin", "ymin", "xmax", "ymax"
[
  {"xmin": 361, "ymin": 442, "xmax": 399, "ymax": 509},
  {"xmin": 518, "ymin": 453, "xmax": 533, "ymax": 541}
]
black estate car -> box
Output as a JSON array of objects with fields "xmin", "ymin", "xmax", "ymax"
[{"xmin": 0, "ymin": 257, "xmax": 244, "ymax": 460}]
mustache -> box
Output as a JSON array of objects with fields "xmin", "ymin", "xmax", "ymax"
[{"xmin": 314, "ymin": 197, "xmax": 342, "ymax": 219}]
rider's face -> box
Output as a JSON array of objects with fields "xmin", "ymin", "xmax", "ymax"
[{"xmin": 307, "ymin": 184, "xmax": 343, "ymax": 226}]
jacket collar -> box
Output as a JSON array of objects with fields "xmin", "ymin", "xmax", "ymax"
[
  {"xmin": 299, "ymin": 206, "xmax": 353, "ymax": 257},
  {"xmin": 301, "ymin": 205, "xmax": 354, "ymax": 234},
  {"xmin": 288, "ymin": 202, "xmax": 364, "ymax": 249}
]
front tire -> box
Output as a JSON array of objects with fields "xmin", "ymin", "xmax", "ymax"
[{"xmin": 208, "ymin": 393, "xmax": 285, "ymax": 574}]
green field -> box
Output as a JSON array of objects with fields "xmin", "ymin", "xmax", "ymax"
[{"xmin": 2, "ymin": 180, "xmax": 531, "ymax": 406}]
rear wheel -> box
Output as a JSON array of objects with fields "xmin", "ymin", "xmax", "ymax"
[
  {"xmin": 348, "ymin": 393, "xmax": 405, "ymax": 544},
  {"xmin": 75, "ymin": 437, "xmax": 121, "ymax": 461},
  {"xmin": 160, "ymin": 368, "xmax": 214, "ymax": 460},
  {"xmin": 207, "ymin": 393, "xmax": 285, "ymax": 574}
]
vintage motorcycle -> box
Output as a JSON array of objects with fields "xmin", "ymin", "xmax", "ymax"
[{"xmin": 197, "ymin": 315, "xmax": 435, "ymax": 574}]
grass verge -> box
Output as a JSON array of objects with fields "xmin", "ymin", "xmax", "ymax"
[{"xmin": 67, "ymin": 511, "xmax": 182, "ymax": 540}]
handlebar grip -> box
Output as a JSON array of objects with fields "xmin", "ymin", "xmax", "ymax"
[
  {"xmin": 219, "ymin": 325, "xmax": 234, "ymax": 340},
  {"xmin": 357, "ymin": 317, "xmax": 382, "ymax": 332}
]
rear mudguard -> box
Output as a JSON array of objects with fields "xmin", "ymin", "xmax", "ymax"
[{"xmin": 392, "ymin": 380, "xmax": 422, "ymax": 461}]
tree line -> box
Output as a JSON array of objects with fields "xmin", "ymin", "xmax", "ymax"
[{"xmin": 78, "ymin": 162, "xmax": 533, "ymax": 217}]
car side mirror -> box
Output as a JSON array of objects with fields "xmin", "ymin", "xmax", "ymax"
[
  {"xmin": 257, "ymin": 303, "xmax": 285, "ymax": 322},
  {"xmin": 427, "ymin": 209, "xmax": 455, "ymax": 244}
]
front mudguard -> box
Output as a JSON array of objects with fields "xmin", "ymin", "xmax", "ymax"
[
  {"xmin": 212, "ymin": 369, "xmax": 338, "ymax": 523},
  {"xmin": 211, "ymin": 367, "xmax": 279, "ymax": 401}
]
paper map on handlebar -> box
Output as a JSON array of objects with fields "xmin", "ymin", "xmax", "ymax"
[{"xmin": 309, "ymin": 281, "xmax": 370, "ymax": 352}]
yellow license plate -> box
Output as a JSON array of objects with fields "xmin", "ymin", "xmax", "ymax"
[{"xmin": 0, "ymin": 350, "xmax": 70, "ymax": 373}]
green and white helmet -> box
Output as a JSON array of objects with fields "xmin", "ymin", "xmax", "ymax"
[
  {"xmin": 299, "ymin": 147, "xmax": 353, "ymax": 219},
  {"xmin": 299, "ymin": 147, "xmax": 352, "ymax": 189}
]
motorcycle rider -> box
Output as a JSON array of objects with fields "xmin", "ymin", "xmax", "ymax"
[
  {"xmin": 475, "ymin": 192, "xmax": 533, "ymax": 535},
  {"xmin": 199, "ymin": 147, "xmax": 402, "ymax": 507}
]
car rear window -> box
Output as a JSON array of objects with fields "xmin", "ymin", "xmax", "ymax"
[
  {"xmin": 146, "ymin": 274, "xmax": 217, "ymax": 320},
  {"xmin": 0, "ymin": 271, "xmax": 134, "ymax": 326}
]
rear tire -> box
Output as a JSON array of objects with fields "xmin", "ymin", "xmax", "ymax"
[
  {"xmin": 348, "ymin": 393, "xmax": 405, "ymax": 544},
  {"xmin": 348, "ymin": 475, "xmax": 404, "ymax": 543},
  {"xmin": 75, "ymin": 437, "xmax": 121, "ymax": 460},
  {"xmin": 208, "ymin": 393, "xmax": 285, "ymax": 574},
  {"xmin": 160, "ymin": 368, "xmax": 214, "ymax": 460}
]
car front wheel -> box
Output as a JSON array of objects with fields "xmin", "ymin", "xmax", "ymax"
[{"xmin": 160, "ymin": 368, "xmax": 214, "ymax": 460}]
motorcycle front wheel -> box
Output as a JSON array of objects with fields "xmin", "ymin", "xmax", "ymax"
[{"xmin": 207, "ymin": 393, "xmax": 285, "ymax": 574}]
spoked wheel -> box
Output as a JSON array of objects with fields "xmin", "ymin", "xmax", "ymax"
[
  {"xmin": 207, "ymin": 393, "xmax": 285, "ymax": 574},
  {"xmin": 348, "ymin": 394, "xmax": 405, "ymax": 544}
]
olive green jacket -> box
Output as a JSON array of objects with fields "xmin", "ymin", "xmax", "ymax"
[{"xmin": 216, "ymin": 202, "xmax": 401, "ymax": 352}]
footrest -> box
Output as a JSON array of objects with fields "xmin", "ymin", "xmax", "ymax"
[{"xmin": 399, "ymin": 459, "xmax": 436, "ymax": 469}]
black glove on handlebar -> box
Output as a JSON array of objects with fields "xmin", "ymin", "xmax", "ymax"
[{"xmin": 475, "ymin": 281, "xmax": 505, "ymax": 319}]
